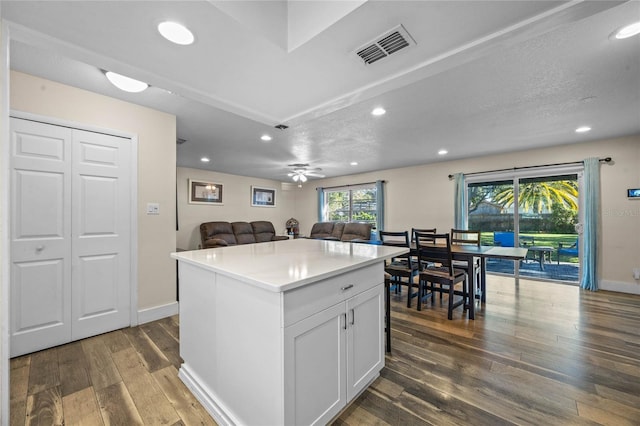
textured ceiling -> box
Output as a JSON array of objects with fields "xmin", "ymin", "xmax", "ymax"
[{"xmin": 3, "ymin": 0, "xmax": 640, "ymax": 182}]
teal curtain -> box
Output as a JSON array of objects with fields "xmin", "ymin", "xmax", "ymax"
[
  {"xmin": 317, "ymin": 187, "xmax": 324, "ymax": 222},
  {"xmin": 580, "ymin": 158, "xmax": 600, "ymax": 291},
  {"xmin": 453, "ymin": 173, "xmax": 466, "ymax": 229},
  {"xmin": 375, "ymin": 180, "xmax": 384, "ymax": 232}
]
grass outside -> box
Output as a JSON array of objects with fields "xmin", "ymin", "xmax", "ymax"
[{"xmin": 480, "ymin": 232, "xmax": 579, "ymax": 263}]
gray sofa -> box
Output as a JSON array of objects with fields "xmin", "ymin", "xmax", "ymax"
[
  {"xmin": 309, "ymin": 222, "xmax": 372, "ymax": 242},
  {"xmin": 200, "ymin": 220, "xmax": 289, "ymax": 249}
]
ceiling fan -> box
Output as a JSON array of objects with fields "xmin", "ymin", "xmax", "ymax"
[{"xmin": 287, "ymin": 163, "xmax": 325, "ymax": 183}]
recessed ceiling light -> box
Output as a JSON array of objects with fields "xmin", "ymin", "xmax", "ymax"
[
  {"xmin": 614, "ymin": 21, "xmax": 640, "ymax": 39},
  {"xmin": 105, "ymin": 71, "xmax": 148, "ymax": 93},
  {"xmin": 200, "ymin": 157, "xmax": 210, "ymax": 162},
  {"xmin": 261, "ymin": 134, "xmax": 272, "ymax": 141},
  {"xmin": 438, "ymin": 149, "xmax": 448, "ymax": 155},
  {"xmin": 158, "ymin": 21, "xmax": 195, "ymax": 45},
  {"xmin": 371, "ymin": 107, "xmax": 386, "ymax": 116},
  {"xmin": 575, "ymin": 126, "xmax": 591, "ymax": 133},
  {"xmin": 350, "ymin": 161, "xmax": 358, "ymax": 166}
]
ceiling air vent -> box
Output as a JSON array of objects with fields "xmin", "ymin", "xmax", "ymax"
[{"xmin": 355, "ymin": 25, "xmax": 416, "ymax": 65}]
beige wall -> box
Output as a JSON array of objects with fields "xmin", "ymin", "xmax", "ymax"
[
  {"xmin": 10, "ymin": 71, "xmax": 177, "ymax": 310},
  {"xmin": 295, "ymin": 135, "xmax": 640, "ymax": 293},
  {"xmin": 177, "ymin": 167, "xmax": 298, "ymax": 250}
]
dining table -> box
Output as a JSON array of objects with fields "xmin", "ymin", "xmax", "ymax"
[{"xmin": 409, "ymin": 243, "xmax": 528, "ymax": 319}]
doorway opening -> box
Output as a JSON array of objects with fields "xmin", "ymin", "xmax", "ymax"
[{"xmin": 467, "ymin": 172, "xmax": 581, "ymax": 283}]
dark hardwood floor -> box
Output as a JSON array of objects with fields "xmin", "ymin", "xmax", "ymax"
[{"xmin": 10, "ymin": 276, "xmax": 640, "ymax": 425}]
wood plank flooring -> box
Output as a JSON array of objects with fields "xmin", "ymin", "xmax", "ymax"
[{"xmin": 10, "ymin": 276, "xmax": 640, "ymax": 425}]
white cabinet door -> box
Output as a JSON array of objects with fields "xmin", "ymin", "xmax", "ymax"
[
  {"xmin": 346, "ymin": 284, "xmax": 384, "ymax": 401},
  {"xmin": 284, "ymin": 302, "xmax": 347, "ymax": 426},
  {"xmin": 10, "ymin": 119, "xmax": 72, "ymax": 357}
]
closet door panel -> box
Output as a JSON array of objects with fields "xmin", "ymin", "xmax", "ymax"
[
  {"xmin": 71, "ymin": 129, "xmax": 131, "ymax": 340},
  {"xmin": 10, "ymin": 118, "xmax": 72, "ymax": 357}
]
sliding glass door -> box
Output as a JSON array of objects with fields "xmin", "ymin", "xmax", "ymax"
[{"xmin": 467, "ymin": 168, "xmax": 581, "ymax": 283}]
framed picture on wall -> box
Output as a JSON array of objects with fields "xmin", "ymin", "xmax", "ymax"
[
  {"xmin": 251, "ymin": 186, "xmax": 276, "ymax": 207},
  {"xmin": 189, "ymin": 179, "xmax": 223, "ymax": 205}
]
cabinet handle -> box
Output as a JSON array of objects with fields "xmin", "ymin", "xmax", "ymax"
[
  {"xmin": 350, "ymin": 309, "xmax": 355, "ymax": 325},
  {"xmin": 341, "ymin": 284, "xmax": 354, "ymax": 291},
  {"xmin": 343, "ymin": 313, "xmax": 347, "ymax": 330},
  {"xmin": 35, "ymin": 245, "xmax": 44, "ymax": 252}
]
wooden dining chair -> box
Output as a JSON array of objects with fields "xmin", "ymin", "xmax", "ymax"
[
  {"xmin": 380, "ymin": 231, "xmax": 419, "ymax": 308},
  {"xmin": 414, "ymin": 231, "xmax": 470, "ymax": 320},
  {"xmin": 450, "ymin": 229, "xmax": 481, "ymax": 297}
]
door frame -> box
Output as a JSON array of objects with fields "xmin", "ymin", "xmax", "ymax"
[
  {"xmin": 465, "ymin": 163, "xmax": 584, "ymax": 281},
  {"xmin": 8, "ymin": 110, "xmax": 139, "ymax": 328}
]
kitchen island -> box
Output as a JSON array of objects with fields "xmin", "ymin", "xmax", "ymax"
[{"xmin": 171, "ymin": 238, "xmax": 407, "ymax": 426}]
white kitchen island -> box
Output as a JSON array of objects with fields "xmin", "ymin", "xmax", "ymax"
[{"xmin": 171, "ymin": 238, "xmax": 407, "ymax": 426}]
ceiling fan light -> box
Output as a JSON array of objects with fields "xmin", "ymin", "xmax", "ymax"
[
  {"xmin": 292, "ymin": 174, "xmax": 300, "ymax": 182},
  {"xmin": 299, "ymin": 174, "xmax": 308, "ymax": 182},
  {"xmin": 105, "ymin": 71, "xmax": 148, "ymax": 93}
]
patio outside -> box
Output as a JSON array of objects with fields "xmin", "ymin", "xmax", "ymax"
[{"xmin": 469, "ymin": 175, "xmax": 580, "ymax": 283}]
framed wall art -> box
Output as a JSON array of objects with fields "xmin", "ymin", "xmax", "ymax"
[
  {"xmin": 251, "ymin": 186, "xmax": 276, "ymax": 207},
  {"xmin": 189, "ymin": 179, "xmax": 223, "ymax": 205}
]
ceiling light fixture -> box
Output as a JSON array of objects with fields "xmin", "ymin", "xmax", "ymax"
[
  {"xmin": 105, "ymin": 71, "xmax": 148, "ymax": 93},
  {"xmin": 371, "ymin": 107, "xmax": 386, "ymax": 116},
  {"xmin": 200, "ymin": 157, "xmax": 210, "ymax": 162},
  {"xmin": 158, "ymin": 21, "xmax": 195, "ymax": 45},
  {"xmin": 438, "ymin": 149, "xmax": 448, "ymax": 155},
  {"xmin": 261, "ymin": 134, "xmax": 272, "ymax": 141},
  {"xmin": 350, "ymin": 161, "xmax": 358, "ymax": 166},
  {"xmin": 614, "ymin": 21, "xmax": 640, "ymax": 39},
  {"xmin": 575, "ymin": 126, "xmax": 591, "ymax": 133}
]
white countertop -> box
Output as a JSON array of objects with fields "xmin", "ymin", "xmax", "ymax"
[{"xmin": 171, "ymin": 238, "xmax": 408, "ymax": 292}]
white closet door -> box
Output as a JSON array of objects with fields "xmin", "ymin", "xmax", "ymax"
[
  {"xmin": 71, "ymin": 129, "xmax": 131, "ymax": 340},
  {"xmin": 10, "ymin": 118, "xmax": 72, "ymax": 357},
  {"xmin": 10, "ymin": 118, "xmax": 132, "ymax": 357}
]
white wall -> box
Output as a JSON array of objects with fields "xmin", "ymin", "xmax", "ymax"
[
  {"xmin": 9, "ymin": 71, "xmax": 177, "ymax": 310},
  {"xmin": 1, "ymin": 16, "xmax": 9, "ymax": 426},
  {"xmin": 177, "ymin": 167, "xmax": 298, "ymax": 250},
  {"xmin": 295, "ymin": 135, "xmax": 640, "ymax": 293}
]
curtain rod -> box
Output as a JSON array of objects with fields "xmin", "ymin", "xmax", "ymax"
[
  {"xmin": 316, "ymin": 180, "xmax": 385, "ymax": 191},
  {"xmin": 448, "ymin": 157, "xmax": 612, "ymax": 179}
]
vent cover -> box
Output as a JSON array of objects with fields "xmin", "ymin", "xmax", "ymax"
[{"xmin": 355, "ymin": 25, "xmax": 415, "ymax": 65}]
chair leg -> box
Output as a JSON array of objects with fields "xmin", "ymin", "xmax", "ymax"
[{"xmin": 447, "ymin": 284, "xmax": 454, "ymax": 320}]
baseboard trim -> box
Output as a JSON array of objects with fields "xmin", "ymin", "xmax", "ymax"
[
  {"xmin": 600, "ymin": 280, "xmax": 640, "ymax": 295},
  {"xmin": 137, "ymin": 301, "xmax": 179, "ymax": 325}
]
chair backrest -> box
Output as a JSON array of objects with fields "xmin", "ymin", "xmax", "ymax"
[
  {"xmin": 411, "ymin": 227, "xmax": 436, "ymax": 243},
  {"xmin": 379, "ymin": 230, "xmax": 410, "ymax": 247},
  {"xmin": 200, "ymin": 221, "xmax": 237, "ymax": 246},
  {"xmin": 414, "ymin": 231, "xmax": 454, "ymax": 275},
  {"xmin": 380, "ymin": 230, "xmax": 412, "ymax": 266},
  {"xmin": 450, "ymin": 229, "xmax": 480, "ymax": 247}
]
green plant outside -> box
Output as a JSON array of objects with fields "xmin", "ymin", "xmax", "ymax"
[{"xmin": 480, "ymin": 232, "xmax": 579, "ymax": 263}]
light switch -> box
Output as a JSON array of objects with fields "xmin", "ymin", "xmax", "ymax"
[{"xmin": 146, "ymin": 203, "xmax": 160, "ymax": 215}]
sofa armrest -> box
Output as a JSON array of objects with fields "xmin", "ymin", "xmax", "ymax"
[{"xmin": 272, "ymin": 235, "xmax": 289, "ymax": 241}]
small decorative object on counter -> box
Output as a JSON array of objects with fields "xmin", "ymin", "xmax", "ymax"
[{"xmin": 286, "ymin": 218, "xmax": 299, "ymax": 237}]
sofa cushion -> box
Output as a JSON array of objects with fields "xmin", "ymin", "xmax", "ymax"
[
  {"xmin": 309, "ymin": 222, "xmax": 335, "ymax": 239},
  {"xmin": 232, "ymin": 222, "xmax": 256, "ymax": 244},
  {"xmin": 341, "ymin": 223, "xmax": 372, "ymax": 241},
  {"xmin": 200, "ymin": 221, "xmax": 237, "ymax": 247},
  {"xmin": 251, "ymin": 220, "xmax": 278, "ymax": 243},
  {"xmin": 331, "ymin": 222, "xmax": 345, "ymax": 240}
]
